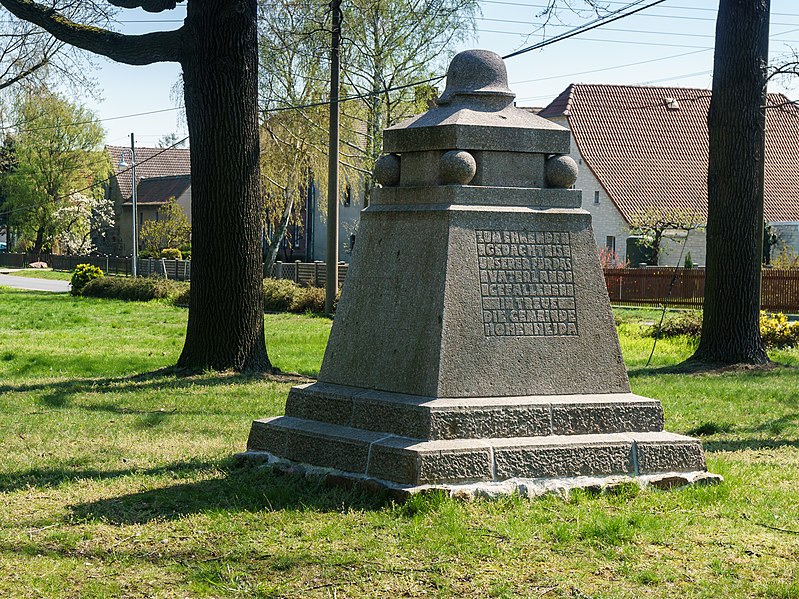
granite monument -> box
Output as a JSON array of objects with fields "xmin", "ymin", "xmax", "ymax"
[{"xmin": 245, "ymin": 49, "xmax": 719, "ymax": 496}]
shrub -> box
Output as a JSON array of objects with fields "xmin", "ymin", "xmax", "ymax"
[
  {"xmin": 648, "ymin": 310, "xmax": 799, "ymax": 349},
  {"xmin": 598, "ymin": 246, "xmax": 629, "ymax": 269},
  {"xmin": 264, "ymin": 278, "xmax": 300, "ymax": 312},
  {"xmin": 290, "ymin": 285, "xmax": 326, "ymax": 313},
  {"xmin": 70, "ymin": 263, "xmax": 104, "ymax": 296},
  {"xmin": 172, "ymin": 286, "xmax": 190, "ymax": 307},
  {"xmin": 649, "ymin": 311, "xmax": 703, "ymax": 338},
  {"xmin": 760, "ymin": 312, "xmax": 799, "ymax": 348},
  {"xmin": 772, "ymin": 244, "xmax": 799, "ymax": 269},
  {"xmin": 263, "ymin": 278, "xmax": 337, "ymax": 314},
  {"xmin": 161, "ymin": 248, "xmax": 183, "ymax": 260},
  {"xmin": 684, "ymin": 252, "xmax": 694, "ymax": 269},
  {"xmin": 82, "ymin": 276, "xmax": 188, "ymax": 302}
]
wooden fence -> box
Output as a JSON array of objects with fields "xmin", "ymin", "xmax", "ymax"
[
  {"xmin": 0, "ymin": 253, "xmax": 344, "ymax": 286},
  {"xmin": 272, "ymin": 260, "xmax": 349, "ymax": 288},
  {"xmin": 0, "ymin": 253, "xmax": 191, "ymax": 281},
  {"xmin": 6, "ymin": 252, "xmax": 799, "ymax": 313},
  {"xmin": 604, "ymin": 267, "xmax": 799, "ymax": 313}
]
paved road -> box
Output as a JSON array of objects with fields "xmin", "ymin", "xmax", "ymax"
[{"xmin": 0, "ymin": 274, "xmax": 71, "ymax": 293}]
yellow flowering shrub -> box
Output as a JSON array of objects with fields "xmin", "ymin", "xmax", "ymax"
[{"xmin": 760, "ymin": 311, "xmax": 799, "ymax": 348}]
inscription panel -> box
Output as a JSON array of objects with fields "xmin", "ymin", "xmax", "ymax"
[{"xmin": 476, "ymin": 230, "xmax": 579, "ymax": 337}]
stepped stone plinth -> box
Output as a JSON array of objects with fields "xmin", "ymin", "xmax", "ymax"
[{"xmin": 244, "ymin": 49, "xmax": 719, "ymax": 497}]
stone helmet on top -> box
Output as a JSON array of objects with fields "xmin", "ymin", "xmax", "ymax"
[{"xmin": 436, "ymin": 49, "xmax": 516, "ymax": 105}]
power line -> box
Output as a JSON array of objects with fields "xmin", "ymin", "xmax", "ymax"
[
  {"xmin": 510, "ymin": 47, "xmax": 711, "ymax": 85},
  {"xmin": 0, "ymin": 106, "xmax": 183, "ymax": 135},
  {"xmin": 503, "ymin": 0, "xmax": 669, "ymax": 59}
]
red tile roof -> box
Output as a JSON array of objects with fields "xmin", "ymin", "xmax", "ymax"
[
  {"xmin": 122, "ymin": 175, "xmax": 191, "ymax": 206},
  {"xmin": 106, "ymin": 145, "xmax": 191, "ymax": 201},
  {"xmin": 539, "ymin": 84, "xmax": 799, "ymax": 223}
]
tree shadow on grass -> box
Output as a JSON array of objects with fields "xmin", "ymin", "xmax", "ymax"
[
  {"xmin": 1, "ymin": 367, "xmax": 313, "ymax": 410},
  {"xmin": 703, "ymin": 438, "xmax": 799, "ymax": 453},
  {"xmin": 628, "ymin": 360, "xmax": 796, "ymax": 378},
  {"xmin": 0, "ymin": 457, "xmax": 219, "ymax": 494},
  {"xmin": 68, "ymin": 459, "xmax": 393, "ymax": 524}
]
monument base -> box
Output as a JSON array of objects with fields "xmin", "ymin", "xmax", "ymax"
[
  {"xmin": 237, "ymin": 449, "xmax": 720, "ymax": 501},
  {"xmin": 245, "ymin": 382, "xmax": 717, "ymax": 491}
]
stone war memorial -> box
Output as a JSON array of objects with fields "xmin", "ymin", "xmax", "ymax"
[{"xmin": 245, "ymin": 49, "xmax": 720, "ymax": 497}]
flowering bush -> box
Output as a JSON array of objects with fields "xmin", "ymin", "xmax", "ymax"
[
  {"xmin": 760, "ymin": 311, "xmax": 799, "ymax": 348},
  {"xmin": 598, "ymin": 246, "xmax": 628, "ymax": 269}
]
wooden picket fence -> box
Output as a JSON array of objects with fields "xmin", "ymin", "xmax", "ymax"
[{"xmin": 604, "ymin": 267, "xmax": 799, "ymax": 313}]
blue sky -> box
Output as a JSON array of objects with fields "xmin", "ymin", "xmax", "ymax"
[{"xmin": 85, "ymin": 0, "xmax": 799, "ymax": 147}]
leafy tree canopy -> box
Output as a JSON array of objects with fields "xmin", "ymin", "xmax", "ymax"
[{"xmin": 1, "ymin": 90, "xmax": 108, "ymax": 254}]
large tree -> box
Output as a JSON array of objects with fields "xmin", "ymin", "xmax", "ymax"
[
  {"xmin": 0, "ymin": 0, "xmax": 271, "ymax": 372},
  {"xmin": 1, "ymin": 91, "xmax": 107, "ymax": 255},
  {"xmin": 690, "ymin": 0, "xmax": 770, "ymax": 365},
  {"xmin": 258, "ymin": 0, "xmax": 330, "ymax": 272},
  {"xmin": 540, "ymin": 0, "xmax": 772, "ymax": 366}
]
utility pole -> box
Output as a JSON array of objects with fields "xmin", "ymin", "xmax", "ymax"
[
  {"xmin": 325, "ymin": 0, "xmax": 342, "ymax": 315},
  {"xmin": 119, "ymin": 134, "xmax": 139, "ymax": 276},
  {"xmin": 131, "ymin": 133, "xmax": 139, "ymax": 277}
]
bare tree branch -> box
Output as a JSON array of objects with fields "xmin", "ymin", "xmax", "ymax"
[
  {"xmin": 108, "ymin": 0, "xmax": 182, "ymax": 12},
  {"xmin": 0, "ymin": 0, "xmax": 184, "ymax": 65}
]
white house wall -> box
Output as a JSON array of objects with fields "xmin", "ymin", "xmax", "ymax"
[
  {"xmin": 658, "ymin": 230, "xmax": 707, "ymax": 267},
  {"xmin": 771, "ymin": 222, "xmax": 799, "ymax": 257},
  {"xmin": 551, "ymin": 117, "xmax": 634, "ymax": 263},
  {"xmin": 312, "ymin": 184, "xmax": 364, "ymax": 262}
]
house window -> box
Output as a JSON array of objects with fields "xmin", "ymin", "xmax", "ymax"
[
  {"xmin": 293, "ymin": 224, "xmax": 301, "ymax": 249},
  {"xmin": 594, "ymin": 191, "xmax": 600, "ymax": 205},
  {"xmin": 606, "ymin": 236, "xmax": 616, "ymax": 252},
  {"xmin": 343, "ymin": 184, "xmax": 351, "ymax": 207}
]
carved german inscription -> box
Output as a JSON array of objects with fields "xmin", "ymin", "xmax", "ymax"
[{"xmin": 476, "ymin": 230, "xmax": 578, "ymax": 337}]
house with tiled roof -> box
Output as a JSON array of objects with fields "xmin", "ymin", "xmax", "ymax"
[
  {"xmin": 105, "ymin": 144, "xmax": 363, "ymax": 262},
  {"xmin": 105, "ymin": 145, "xmax": 192, "ymax": 255},
  {"xmin": 538, "ymin": 84, "xmax": 799, "ymax": 266}
]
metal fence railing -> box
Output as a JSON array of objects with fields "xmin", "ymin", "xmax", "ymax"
[{"xmin": 1, "ymin": 253, "xmax": 346, "ymax": 286}]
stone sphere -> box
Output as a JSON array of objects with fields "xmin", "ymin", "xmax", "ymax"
[
  {"xmin": 438, "ymin": 49, "xmax": 515, "ymax": 105},
  {"xmin": 374, "ymin": 153, "xmax": 401, "ymax": 187},
  {"xmin": 545, "ymin": 155, "xmax": 579, "ymax": 188},
  {"xmin": 440, "ymin": 150, "xmax": 477, "ymax": 185}
]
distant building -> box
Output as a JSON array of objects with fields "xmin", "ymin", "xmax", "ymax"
[
  {"xmin": 538, "ymin": 84, "xmax": 799, "ymax": 266},
  {"xmin": 105, "ymin": 144, "xmax": 362, "ymax": 262},
  {"xmin": 105, "ymin": 145, "xmax": 191, "ymax": 256}
]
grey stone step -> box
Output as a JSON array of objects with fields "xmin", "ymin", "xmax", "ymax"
[
  {"xmin": 247, "ymin": 416, "xmax": 705, "ymax": 487},
  {"xmin": 285, "ymin": 382, "xmax": 665, "ymax": 440}
]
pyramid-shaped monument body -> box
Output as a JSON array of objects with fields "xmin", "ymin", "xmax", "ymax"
[{"xmin": 247, "ymin": 49, "xmax": 717, "ymax": 495}]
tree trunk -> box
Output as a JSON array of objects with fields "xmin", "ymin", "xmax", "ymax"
[
  {"xmin": 691, "ymin": 0, "xmax": 770, "ymax": 365},
  {"xmin": 177, "ymin": 0, "xmax": 272, "ymax": 372},
  {"xmin": 33, "ymin": 223, "xmax": 45, "ymax": 258},
  {"xmin": 264, "ymin": 189, "xmax": 295, "ymax": 277}
]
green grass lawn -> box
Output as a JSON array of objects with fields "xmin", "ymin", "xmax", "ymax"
[
  {"xmin": 2, "ymin": 269, "xmax": 74, "ymax": 281},
  {"xmin": 1, "ymin": 288, "xmax": 798, "ymax": 598}
]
